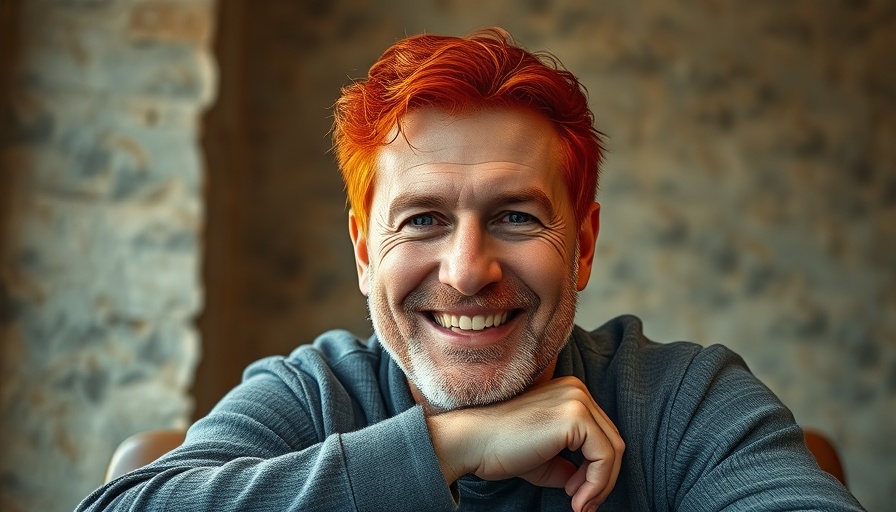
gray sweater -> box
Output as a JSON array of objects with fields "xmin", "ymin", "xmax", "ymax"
[{"xmin": 77, "ymin": 315, "xmax": 864, "ymax": 511}]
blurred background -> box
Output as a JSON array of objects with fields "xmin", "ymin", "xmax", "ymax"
[{"xmin": 1, "ymin": 0, "xmax": 893, "ymax": 511}]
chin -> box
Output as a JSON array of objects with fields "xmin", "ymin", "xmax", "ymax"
[{"xmin": 407, "ymin": 351, "xmax": 541, "ymax": 411}]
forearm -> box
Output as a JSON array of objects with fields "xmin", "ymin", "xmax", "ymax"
[
  {"xmin": 76, "ymin": 434, "xmax": 352, "ymax": 512},
  {"xmin": 77, "ymin": 407, "xmax": 456, "ymax": 512},
  {"xmin": 77, "ymin": 356, "xmax": 458, "ymax": 512}
]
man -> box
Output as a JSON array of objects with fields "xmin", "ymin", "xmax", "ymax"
[{"xmin": 78, "ymin": 28, "xmax": 863, "ymax": 511}]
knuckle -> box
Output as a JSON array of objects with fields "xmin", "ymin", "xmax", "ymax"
[
  {"xmin": 586, "ymin": 459, "xmax": 608, "ymax": 480},
  {"xmin": 615, "ymin": 438, "xmax": 626, "ymax": 454},
  {"xmin": 559, "ymin": 385, "xmax": 590, "ymax": 404},
  {"xmin": 556, "ymin": 376, "xmax": 586, "ymax": 391},
  {"xmin": 561, "ymin": 399, "xmax": 590, "ymax": 419}
]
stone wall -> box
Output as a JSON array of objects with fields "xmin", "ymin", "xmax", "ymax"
[
  {"xmin": 0, "ymin": 1, "xmax": 215, "ymax": 511},
  {"xmin": 197, "ymin": 1, "xmax": 893, "ymax": 510}
]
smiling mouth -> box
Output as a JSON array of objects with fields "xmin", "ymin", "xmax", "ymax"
[{"xmin": 430, "ymin": 311, "xmax": 514, "ymax": 331}]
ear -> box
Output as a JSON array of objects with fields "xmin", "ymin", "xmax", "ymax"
[
  {"xmin": 575, "ymin": 202, "xmax": 601, "ymax": 291},
  {"xmin": 348, "ymin": 210, "xmax": 370, "ymax": 296}
]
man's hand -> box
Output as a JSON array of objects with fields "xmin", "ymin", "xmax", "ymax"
[{"xmin": 426, "ymin": 376, "xmax": 625, "ymax": 512}]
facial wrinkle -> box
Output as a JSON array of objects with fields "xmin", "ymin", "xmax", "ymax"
[{"xmin": 376, "ymin": 232, "xmax": 417, "ymax": 262}]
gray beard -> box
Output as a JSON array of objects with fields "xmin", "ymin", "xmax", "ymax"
[{"xmin": 366, "ymin": 259, "xmax": 579, "ymax": 412}]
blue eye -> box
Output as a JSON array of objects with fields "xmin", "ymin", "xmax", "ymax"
[
  {"xmin": 504, "ymin": 212, "xmax": 533, "ymax": 224},
  {"xmin": 410, "ymin": 215, "xmax": 435, "ymax": 226}
]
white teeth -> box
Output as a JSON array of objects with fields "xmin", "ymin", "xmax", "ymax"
[
  {"xmin": 472, "ymin": 316, "xmax": 485, "ymax": 330},
  {"xmin": 435, "ymin": 312, "xmax": 510, "ymax": 331}
]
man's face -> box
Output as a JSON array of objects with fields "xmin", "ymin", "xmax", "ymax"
[{"xmin": 349, "ymin": 107, "xmax": 600, "ymax": 411}]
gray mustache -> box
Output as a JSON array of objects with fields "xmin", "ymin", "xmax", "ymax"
[{"xmin": 402, "ymin": 280, "xmax": 540, "ymax": 312}]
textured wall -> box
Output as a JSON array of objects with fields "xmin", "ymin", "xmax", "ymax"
[
  {"xmin": 198, "ymin": 1, "xmax": 893, "ymax": 510},
  {"xmin": 1, "ymin": 0, "xmax": 891, "ymax": 511},
  {"xmin": 565, "ymin": 3, "xmax": 896, "ymax": 510},
  {"xmin": 0, "ymin": 1, "xmax": 215, "ymax": 511}
]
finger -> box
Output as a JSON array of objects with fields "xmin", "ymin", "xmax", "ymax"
[
  {"xmin": 570, "ymin": 457, "xmax": 613, "ymax": 510},
  {"xmin": 579, "ymin": 426, "xmax": 624, "ymax": 500},
  {"xmin": 568, "ymin": 423, "xmax": 623, "ymax": 510},
  {"xmin": 578, "ymin": 392, "xmax": 620, "ymax": 446},
  {"xmin": 552, "ymin": 377, "xmax": 622, "ymax": 455},
  {"xmin": 539, "ymin": 378, "xmax": 623, "ymax": 510},
  {"xmin": 577, "ymin": 396, "xmax": 625, "ymax": 495},
  {"xmin": 564, "ymin": 459, "xmax": 587, "ymax": 496},
  {"xmin": 576, "ymin": 417, "xmax": 618, "ymax": 474},
  {"xmin": 573, "ymin": 444, "xmax": 622, "ymax": 510},
  {"xmin": 519, "ymin": 455, "xmax": 577, "ymax": 489},
  {"xmin": 574, "ymin": 492, "xmax": 604, "ymax": 512}
]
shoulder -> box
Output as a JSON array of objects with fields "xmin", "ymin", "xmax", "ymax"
[
  {"xmin": 572, "ymin": 314, "xmax": 740, "ymax": 382},
  {"xmin": 570, "ymin": 314, "xmax": 763, "ymax": 427},
  {"xmin": 233, "ymin": 330, "xmax": 386, "ymax": 434},
  {"xmin": 245, "ymin": 329, "xmax": 379, "ymax": 384}
]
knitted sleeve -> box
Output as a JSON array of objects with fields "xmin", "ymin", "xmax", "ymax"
[
  {"xmin": 76, "ymin": 350, "xmax": 456, "ymax": 511},
  {"xmin": 661, "ymin": 344, "xmax": 864, "ymax": 511}
]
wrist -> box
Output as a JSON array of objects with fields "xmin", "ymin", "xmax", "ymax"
[{"xmin": 426, "ymin": 411, "xmax": 475, "ymax": 485}]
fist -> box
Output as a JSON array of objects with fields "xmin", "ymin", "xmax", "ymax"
[{"xmin": 428, "ymin": 377, "xmax": 625, "ymax": 511}]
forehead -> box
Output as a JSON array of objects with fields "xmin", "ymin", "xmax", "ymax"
[{"xmin": 373, "ymin": 107, "xmax": 568, "ymax": 202}]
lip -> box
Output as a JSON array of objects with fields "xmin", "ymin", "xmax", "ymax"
[{"xmin": 422, "ymin": 309, "xmax": 521, "ymax": 348}]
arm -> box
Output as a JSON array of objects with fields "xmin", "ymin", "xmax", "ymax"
[
  {"xmin": 76, "ymin": 371, "xmax": 456, "ymax": 512},
  {"xmin": 426, "ymin": 376, "xmax": 626, "ymax": 512},
  {"xmin": 665, "ymin": 345, "xmax": 864, "ymax": 511}
]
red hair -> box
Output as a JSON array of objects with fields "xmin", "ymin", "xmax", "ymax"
[{"xmin": 332, "ymin": 28, "xmax": 604, "ymax": 235}]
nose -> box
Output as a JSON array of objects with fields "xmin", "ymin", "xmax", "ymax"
[{"xmin": 438, "ymin": 219, "xmax": 503, "ymax": 296}]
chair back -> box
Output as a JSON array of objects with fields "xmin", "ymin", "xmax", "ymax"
[
  {"xmin": 105, "ymin": 429, "xmax": 186, "ymax": 482},
  {"xmin": 804, "ymin": 428, "xmax": 846, "ymax": 487}
]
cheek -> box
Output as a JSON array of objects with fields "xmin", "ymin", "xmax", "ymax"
[
  {"xmin": 503, "ymin": 243, "xmax": 572, "ymax": 299},
  {"xmin": 373, "ymin": 242, "xmax": 436, "ymax": 302}
]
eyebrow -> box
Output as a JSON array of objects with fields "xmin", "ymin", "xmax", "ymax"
[
  {"xmin": 492, "ymin": 188, "xmax": 558, "ymax": 219},
  {"xmin": 386, "ymin": 193, "xmax": 451, "ymax": 226},
  {"xmin": 386, "ymin": 186, "xmax": 558, "ymax": 226}
]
